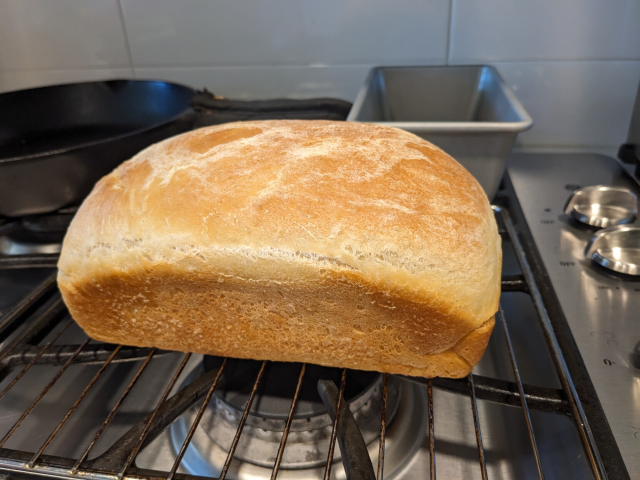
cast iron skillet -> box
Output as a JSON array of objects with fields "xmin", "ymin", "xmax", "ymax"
[
  {"xmin": 0, "ymin": 80, "xmax": 353, "ymax": 220},
  {"xmin": 0, "ymin": 80, "xmax": 195, "ymax": 217}
]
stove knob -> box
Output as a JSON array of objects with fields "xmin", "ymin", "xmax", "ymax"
[
  {"xmin": 585, "ymin": 225, "xmax": 640, "ymax": 276},
  {"xmin": 564, "ymin": 185, "xmax": 637, "ymax": 228}
]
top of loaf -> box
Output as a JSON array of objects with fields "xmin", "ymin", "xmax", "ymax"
[{"xmin": 58, "ymin": 120, "xmax": 501, "ymax": 325}]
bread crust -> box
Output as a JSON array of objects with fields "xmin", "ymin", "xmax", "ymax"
[{"xmin": 58, "ymin": 120, "xmax": 501, "ymax": 378}]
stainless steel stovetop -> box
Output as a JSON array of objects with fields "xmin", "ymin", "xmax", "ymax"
[{"xmin": 509, "ymin": 152, "xmax": 640, "ymax": 477}]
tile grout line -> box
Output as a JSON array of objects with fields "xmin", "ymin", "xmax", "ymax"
[
  {"xmin": 0, "ymin": 66, "xmax": 134, "ymax": 74},
  {"xmin": 446, "ymin": 0, "xmax": 454, "ymax": 65},
  {"xmin": 0, "ymin": 58, "xmax": 639, "ymax": 76},
  {"xmin": 100, "ymin": 58, "xmax": 640, "ymax": 70},
  {"xmin": 116, "ymin": 0, "xmax": 136, "ymax": 78}
]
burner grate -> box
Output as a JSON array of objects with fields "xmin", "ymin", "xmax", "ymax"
[{"xmin": 0, "ymin": 208, "xmax": 611, "ymax": 480}]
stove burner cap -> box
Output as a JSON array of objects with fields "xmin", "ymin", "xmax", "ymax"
[
  {"xmin": 199, "ymin": 356, "xmax": 401, "ymax": 470},
  {"xmin": 203, "ymin": 356, "xmax": 380, "ymax": 420}
]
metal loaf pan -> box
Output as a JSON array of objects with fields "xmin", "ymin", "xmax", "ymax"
[{"xmin": 347, "ymin": 65, "xmax": 532, "ymax": 198}]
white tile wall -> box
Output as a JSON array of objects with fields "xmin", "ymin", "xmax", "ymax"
[
  {"xmin": 0, "ymin": 0, "xmax": 131, "ymax": 70},
  {"xmin": 121, "ymin": 0, "xmax": 449, "ymax": 67},
  {"xmin": 497, "ymin": 61, "xmax": 640, "ymax": 148},
  {"xmin": 450, "ymin": 0, "xmax": 640, "ymax": 63},
  {"xmin": 1, "ymin": 0, "xmax": 640, "ymax": 150}
]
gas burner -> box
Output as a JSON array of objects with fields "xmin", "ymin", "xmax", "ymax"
[
  {"xmin": 169, "ymin": 359, "xmax": 425, "ymax": 479},
  {"xmin": 200, "ymin": 359, "xmax": 397, "ymax": 469},
  {"xmin": 0, "ymin": 209, "xmax": 74, "ymax": 255},
  {"xmin": 0, "ymin": 235, "xmax": 61, "ymax": 255}
]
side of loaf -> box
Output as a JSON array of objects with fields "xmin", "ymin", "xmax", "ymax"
[{"xmin": 57, "ymin": 120, "xmax": 501, "ymax": 378}]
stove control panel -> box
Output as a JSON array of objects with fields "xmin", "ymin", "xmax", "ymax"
[{"xmin": 508, "ymin": 153, "xmax": 640, "ymax": 478}]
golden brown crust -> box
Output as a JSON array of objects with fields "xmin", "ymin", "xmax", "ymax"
[{"xmin": 57, "ymin": 120, "xmax": 501, "ymax": 378}]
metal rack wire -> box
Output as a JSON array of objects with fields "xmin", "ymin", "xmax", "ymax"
[{"xmin": 0, "ymin": 207, "xmax": 607, "ymax": 480}]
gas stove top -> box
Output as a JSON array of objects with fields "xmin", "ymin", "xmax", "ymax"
[
  {"xmin": 0, "ymin": 152, "xmax": 635, "ymax": 480},
  {"xmin": 508, "ymin": 152, "xmax": 640, "ymax": 477}
]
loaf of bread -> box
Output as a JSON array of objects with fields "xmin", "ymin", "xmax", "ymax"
[{"xmin": 57, "ymin": 120, "xmax": 501, "ymax": 378}]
